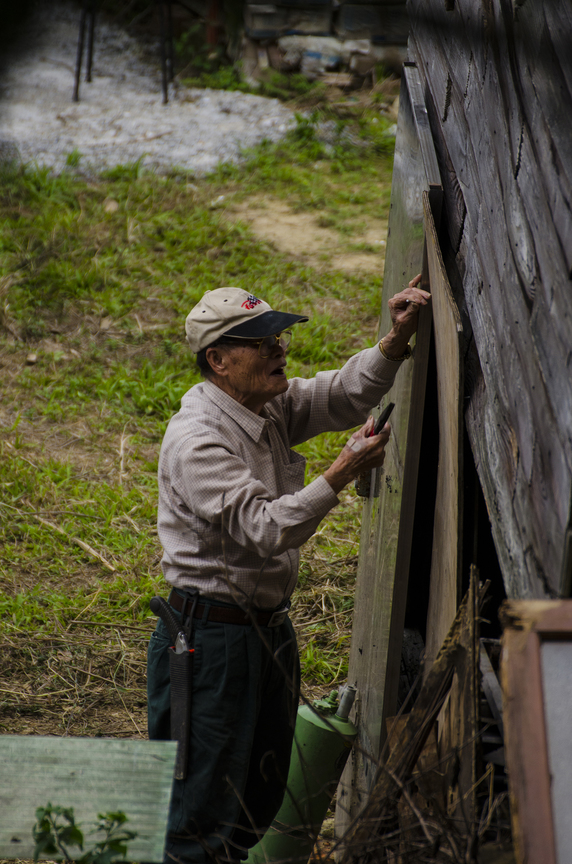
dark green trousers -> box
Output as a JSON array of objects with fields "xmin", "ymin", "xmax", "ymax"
[{"xmin": 147, "ymin": 600, "xmax": 299, "ymax": 864}]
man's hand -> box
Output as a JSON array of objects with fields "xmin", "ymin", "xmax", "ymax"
[
  {"xmin": 324, "ymin": 416, "xmax": 391, "ymax": 495},
  {"xmin": 381, "ymin": 273, "xmax": 431, "ymax": 359}
]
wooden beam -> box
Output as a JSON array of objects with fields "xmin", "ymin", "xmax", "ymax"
[
  {"xmin": 500, "ymin": 601, "xmax": 567, "ymax": 864},
  {"xmin": 423, "ymin": 191, "xmax": 463, "ymax": 669},
  {"xmin": 336, "ymin": 65, "xmax": 443, "ymax": 833}
]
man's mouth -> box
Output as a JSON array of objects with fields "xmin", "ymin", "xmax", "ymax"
[{"xmin": 270, "ymin": 364, "xmax": 287, "ymax": 377}]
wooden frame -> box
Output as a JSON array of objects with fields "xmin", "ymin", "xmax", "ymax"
[{"xmin": 500, "ymin": 600, "xmax": 572, "ymax": 864}]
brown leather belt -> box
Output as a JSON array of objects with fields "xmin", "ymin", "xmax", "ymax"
[{"xmin": 168, "ymin": 590, "xmax": 289, "ymax": 628}]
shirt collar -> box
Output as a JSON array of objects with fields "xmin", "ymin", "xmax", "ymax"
[{"xmin": 202, "ymin": 380, "xmax": 268, "ymax": 443}]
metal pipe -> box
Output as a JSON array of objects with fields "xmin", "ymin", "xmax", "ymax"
[
  {"xmin": 85, "ymin": 0, "xmax": 97, "ymax": 83},
  {"xmin": 166, "ymin": 1, "xmax": 175, "ymax": 82},
  {"xmin": 336, "ymin": 684, "xmax": 357, "ymax": 720},
  {"xmin": 159, "ymin": 0, "xmax": 168, "ymax": 104},
  {"xmin": 73, "ymin": 1, "xmax": 88, "ymax": 101}
]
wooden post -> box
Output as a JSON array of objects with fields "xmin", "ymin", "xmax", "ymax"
[
  {"xmin": 499, "ymin": 601, "xmax": 572, "ymax": 864},
  {"xmin": 73, "ymin": 1, "xmax": 88, "ymax": 102},
  {"xmin": 336, "ymin": 65, "xmax": 442, "ymax": 834}
]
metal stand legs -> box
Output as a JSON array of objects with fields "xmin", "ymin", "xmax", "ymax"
[
  {"xmin": 73, "ymin": 0, "xmax": 97, "ymax": 102},
  {"xmin": 73, "ymin": 0, "xmax": 175, "ymax": 104},
  {"xmin": 158, "ymin": 0, "xmax": 175, "ymax": 104}
]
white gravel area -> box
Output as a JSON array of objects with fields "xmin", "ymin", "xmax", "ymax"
[{"xmin": 0, "ymin": 2, "xmax": 296, "ymax": 175}]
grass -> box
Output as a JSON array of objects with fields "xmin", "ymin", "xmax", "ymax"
[
  {"xmin": 180, "ymin": 65, "xmax": 325, "ymax": 104},
  {"xmin": 0, "ymin": 109, "xmax": 394, "ymax": 734}
]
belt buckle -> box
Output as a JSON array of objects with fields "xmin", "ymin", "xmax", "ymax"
[{"xmin": 267, "ymin": 606, "xmax": 288, "ymax": 628}]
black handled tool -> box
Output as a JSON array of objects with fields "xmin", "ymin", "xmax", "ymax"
[
  {"xmin": 150, "ymin": 596, "xmax": 190, "ymax": 653},
  {"xmin": 373, "ymin": 401, "xmax": 395, "ymax": 436},
  {"xmin": 150, "ymin": 595, "xmax": 193, "ymax": 780},
  {"xmin": 355, "ymin": 402, "xmax": 396, "ymax": 497}
]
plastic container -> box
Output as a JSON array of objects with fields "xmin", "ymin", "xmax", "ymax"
[{"xmin": 246, "ymin": 688, "xmax": 357, "ymax": 864}]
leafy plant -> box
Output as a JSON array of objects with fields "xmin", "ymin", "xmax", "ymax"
[
  {"xmin": 301, "ymin": 639, "xmax": 348, "ymax": 685},
  {"xmin": 33, "ymin": 804, "xmax": 136, "ymax": 864}
]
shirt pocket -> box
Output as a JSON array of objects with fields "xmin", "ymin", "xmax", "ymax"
[{"xmin": 282, "ymin": 450, "xmax": 306, "ymax": 494}]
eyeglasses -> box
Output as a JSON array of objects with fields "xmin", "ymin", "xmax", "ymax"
[{"xmin": 226, "ymin": 331, "xmax": 292, "ymax": 358}]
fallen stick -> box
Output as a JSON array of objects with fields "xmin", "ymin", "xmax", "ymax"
[{"xmin": 34, "ymin": 515, "xmax": 116, "ymax": 572}]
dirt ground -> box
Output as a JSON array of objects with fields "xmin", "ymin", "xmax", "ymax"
[{"xmin": 229, "ymin": 196, "xmax": 387, "ymax": 274}]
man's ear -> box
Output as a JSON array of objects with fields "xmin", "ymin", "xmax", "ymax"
[{"xmin": 205, "ymin": 346, "xmax": 228, "ymax": 377}]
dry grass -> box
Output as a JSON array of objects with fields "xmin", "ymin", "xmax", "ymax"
[
  {"xmin": 0, "ymin": 111, "xmax": 395, "ymax": 744},
  {"xmin": 0, "ymin": 630, "xmax": 150, "ymax": 739}
]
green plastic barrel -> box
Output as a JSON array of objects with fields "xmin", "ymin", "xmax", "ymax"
[{"xmin": 246, "ymin": 687, "xmax": 357, "ymax": 864}]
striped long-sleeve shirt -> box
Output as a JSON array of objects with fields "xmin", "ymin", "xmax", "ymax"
[{"xmin": 157, "ymin": 345, "xmax": 402, "ymax": 610}]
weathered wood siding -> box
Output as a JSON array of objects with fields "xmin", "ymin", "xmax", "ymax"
[
  {"xmin": 408, "ymin": 0, "xmax": 572, "ymax": 600},
  {"xmin": 336, "ymin": 66, "xmax": 441, "ymax": 837}
]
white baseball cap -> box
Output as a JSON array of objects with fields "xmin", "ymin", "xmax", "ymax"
[{"xmin": 185, "ymin": 287, "xmax": 309, "ymax": 353}]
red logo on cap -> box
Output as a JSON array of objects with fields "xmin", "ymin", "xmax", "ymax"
[{"xmin": 241, "ymin": 295, "xmax": 262, "ymax": 310}]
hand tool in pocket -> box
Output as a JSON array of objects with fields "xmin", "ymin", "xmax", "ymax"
[{"xmin": 150, "ymin": 593, "xmax": 198, "ymax": 780}]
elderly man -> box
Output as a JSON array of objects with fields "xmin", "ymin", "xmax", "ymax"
[{"xmin": 148, "ymin": 277, "xmax": 428, "ymax": 864}]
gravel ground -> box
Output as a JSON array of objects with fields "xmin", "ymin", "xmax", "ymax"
[{"xmin": 0, "ymin": 2, "xmax": 296, "ymax": 175}]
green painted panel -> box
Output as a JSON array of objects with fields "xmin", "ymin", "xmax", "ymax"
[{"xmin": 0, "ymin": 736, "xmax": 176, "ymax": 862}]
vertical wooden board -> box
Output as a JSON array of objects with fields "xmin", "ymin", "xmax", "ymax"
[
  {"xmin": 336, "ymin": 66, "xmax": 442, "ymax": 833},
  {"xmin": 411, "ymin": 0, "xmax": 572, "ymax": 447},
  {"xmin": 465, "ymin": 373, "xmax": 543, "ymax": 600},
  {"xmin": 0, "ymin": 736, "xmax": 177, "ymax": 862},
  {"xmin": 423, "ymin": 193, "xmax": 463, "ymax": 668},
  {"xmin": 511, "ymin": 3, "xmax": 572, "ymax": 275},
  {"xmin": 544, "ymin": 5, "xmax": 572, "ymax": 103}
]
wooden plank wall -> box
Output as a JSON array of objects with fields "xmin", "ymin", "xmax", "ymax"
[
  {"xmin": 408, "ymin": 0, "xmax": 572, "ymax": 599},
  {"xmin": 336, "ymin": 67, "xmax": 441, "ymax": 837}
]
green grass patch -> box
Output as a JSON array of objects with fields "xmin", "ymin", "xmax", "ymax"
[{"xmin": 0, "ymin": 109, "xmax": 394, "ymax": 703}]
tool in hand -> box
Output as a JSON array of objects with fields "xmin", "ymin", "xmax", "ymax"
[
  {"xmin": 355, "ymin": 402, "xmax": 395, "ymax": 497},
  {"xmin": 372, "ymin": 401, "xmax": 395, "ymax": 436},
  {"xmin": 150, "ymin": 593, "xmax": 198, "ymax": 780}
]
